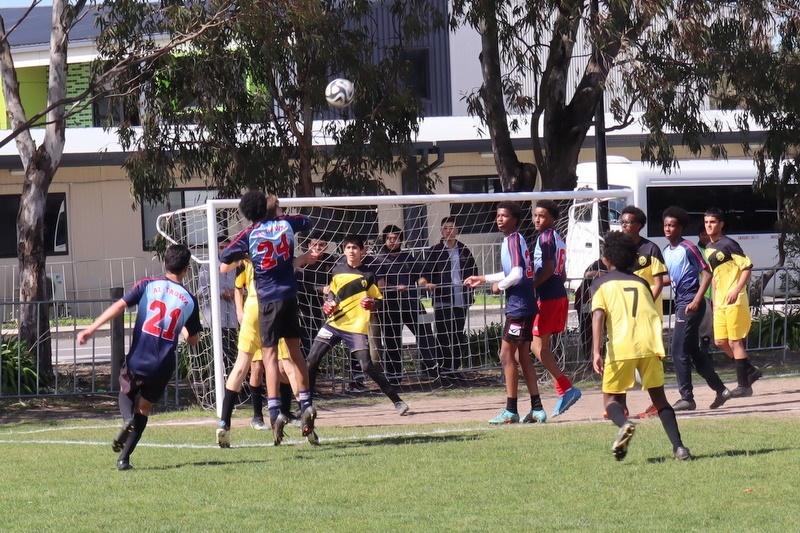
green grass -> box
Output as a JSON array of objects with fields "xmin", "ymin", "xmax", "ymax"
[{"xmin": 1, "ymin": 412, "xmax": 798, "ymax": 532}]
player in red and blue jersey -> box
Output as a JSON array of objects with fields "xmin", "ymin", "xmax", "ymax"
[
  {"xmin": 78, "ymin": 244, "xmax": 202, "ymax": 470},
  {"xmin": 465, "ymin": 201, "xmax": 546, "ymax": 425},
  {"xmin": 216, "ymin": 191, "xmax": 317, "ymax": 447},
  {"xmin": 532, "ymin": 200, "xmax": 582, "ymax": 418}
]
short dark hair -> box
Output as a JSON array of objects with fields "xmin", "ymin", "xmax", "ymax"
[
  {"xmin": 536, "ymin": 199, "xmax": 559, "ymax": 219},
  {"xmin": 621, "ymin": 205, "xmax": 646, "ymax": 226},
  {"xmin": 441, "ymin": 217, "xmax": 456, "ymax": 226},
  {"xmin": 704, "ymin": 206, "xmax": 726, "ymax": 223},
  {"xmin": 381, "ymin": 224, "xmax": 403, "ymax": 243},
  {"xmin": 662, "ymin": 205, "xmax": 689, "ymax": 228},
  {"xmin": 164, "ymin": 244, "xmax": 191, "ymax": 274},
  {"xmin": 601, "ymin": 231, "xmax": 637, "ymax": 271},
  {"xmin": 342, "ymin": 234, "xmax": 365, "ymax": 249},
  {"xmin": 239, "ymin": 190, "xmax": 267, "ymax": 223},
  {"xmin": 497, "ymin": 201, "xmax": 523, "ymax": 227}
]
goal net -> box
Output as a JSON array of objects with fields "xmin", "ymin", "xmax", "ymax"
[{"xmin": 157, "ymin": 189, "xmax": 631, "ymax": 415}]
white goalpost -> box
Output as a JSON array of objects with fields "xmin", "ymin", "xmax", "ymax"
[{"xmin": 157, "ymin": 189, "xmax": 632, "ymax": 416}]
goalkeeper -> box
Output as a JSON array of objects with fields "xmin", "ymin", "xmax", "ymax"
[{"xmin": 306, "ymin": 234, "xmax": 410, "ymax": 416}]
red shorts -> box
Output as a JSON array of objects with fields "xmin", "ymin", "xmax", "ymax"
[{"xmin": 532, "ymin": 297, "xmax": 568, "ymax": 336}]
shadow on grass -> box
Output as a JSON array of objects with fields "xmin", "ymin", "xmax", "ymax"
[
  {"xmin": 141, "ymin": 458, "xmax": 276, "ymax": 471},
  {"xmin": 646, "ymin": 446, "xmax": 793, "ymax": 463},
  {"xmin": 317, "ymin": 432, "xmax": 486, "ymax": 451}
]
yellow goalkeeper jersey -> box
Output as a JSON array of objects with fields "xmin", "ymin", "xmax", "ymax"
[
  {"xmin": 326, "ymin": 263, "xmax": 382, "ymax": 335},
  {"xmin": 705, "ymin": 235, "xmax": 753, "ymax": 308}
]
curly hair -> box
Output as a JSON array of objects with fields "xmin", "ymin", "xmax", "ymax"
[
  {"xmin": 536, "ymin": 199, "xmax": 559, "ymax": 219},
  {"xmin": 662, "ymin": 205, "xmax": 689, "ymax": 228},
  {"xmin": 601, "ymin": 231, "xmax": 637, "ymax": 271},
  {"xmin": 239, "ymin": 190, "xmax": 268, "ymax": 223},
  {"xmin": 497, "ymin": 201, "xmax": 524, "ymax": 227},
  {"xmin": 621, "ymin": 205, "xmax": 646, "ymax": 226}
]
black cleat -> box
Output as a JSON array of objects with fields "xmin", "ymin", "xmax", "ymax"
[
  {"xmin": 112, "ymin": 419, "xmax": 134, "ymax": 453},
  {"xmin": 747, "ymin": 366, "xmax": 763, "ymax": 386},
  {"xmin": 117, "ymin": 458, "xmax": 133, "ymax": 471},
  {"xmin": 674, "ymin": 446, "xmax": 692, "ymax": 461},
  {"xmin": 272, "ymin": 413, "xmax": 288, "ymax": 446},
  {"xmin": 612, "ymin": 422, "xmax": 636, "ymax": 461},
  {"xmin": 672, "ymin": 399, "xmax": 697, "ymax": 412},
  {"xmin": 730, "ymin": 386, "xmax": 753, "ymax": 398},
  {"xmin": 300, "ymin": 406, "xmax": 317, "ymax": 437},
  {"xmin": 709, "ymin": 388, "xmax": 732, "ymax": 409}
]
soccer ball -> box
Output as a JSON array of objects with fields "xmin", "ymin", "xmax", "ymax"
[{"xmin": 325, "ymin": 78, "xmax": 355, "ymax": 108}]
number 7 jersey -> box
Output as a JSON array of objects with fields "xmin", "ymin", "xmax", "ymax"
[
  {"xmin": 124, "ymin": 277, "xmax": 202, "ymax": 377},
  {"xmin": 591, "ymin": 270, "xmax": 664, "ymax": 361}
]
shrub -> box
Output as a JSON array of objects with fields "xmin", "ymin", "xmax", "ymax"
[
  {"xmin": 1, "ymin": 334, "xmax": 38, "ymax": 395},
  {"xmin": 751, "ymin": 307, "xmax": 800, "ymax": 350},
  {"xmin": 468, "ymin": 322, "xmax": 503, "ymax": 366}
]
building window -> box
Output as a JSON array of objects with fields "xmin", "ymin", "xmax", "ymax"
[
  {"xmin": 401, "ymin": 48, "xmax": 430, "ymax": 99},
  {"xmin": 0, "ymin": 193, "xmax": 68, "ymax": 258},
  {"xmin": 449, "ymin": 175, "xmax": 504, "ymax": 234},
  {"xmin": 141, "ymin": 189, "xmax": 218, "ymax": 251}
]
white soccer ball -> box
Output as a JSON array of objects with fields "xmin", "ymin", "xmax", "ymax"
[{"xmin": 325, "ymin": 78, "xmax": 355, "ymax": 108}]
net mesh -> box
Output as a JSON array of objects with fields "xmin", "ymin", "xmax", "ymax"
[{"xmin": 157, "ymin": 190, "xmax": 630, "ymax": 411}]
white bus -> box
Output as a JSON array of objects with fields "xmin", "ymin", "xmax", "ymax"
[{"xmin": 565, "ymin": 157, "xmax": 781, "ymax": 289}]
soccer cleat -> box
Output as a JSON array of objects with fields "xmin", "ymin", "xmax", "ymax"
[
  {"xmin": 612, "ymin": 422, "xmax": 636, "ymax": 461},
  {"xmin": 116, "ymin": 458, "xmax": 133, "ymax": 471},
  {"xmin": 488, "ymin": 409, "xmax": 520, "ymax": 424},
  {"xmin": 551, "ymin": 387, "xmax": 582, "ymax": 418},
  {"xmin": 300, "ymin": 405, "xmax": 317, "ymax": 437},
  {"xmin": 250, "ymin": 417, "xmax": 268, "ymax": 431},
  {"xmin": 521, "ymin": 409, "xmax": 547, "ymax": 424},
  {"xmin": 112, "ymin": 419, "xmax": 135, "ymax": 453},
  {"xmin": 674, "ymin": 446, "xmax": 692, "ymax": 461},
  {"xmin": 636, "ymin": 405, "xmax": 658, "ymax": 419},
  {"xmin": 395, "ymin": 401, "xmax": 410, "ymax": 416},
  {"xmin": 672, "ymin": 398, "xmax": 697, "ymax": 412},
  {"xmin": 709, "ymin": 388, "xmax": 732, "ymax": 409},
  {"xmin": 747, "ymin": 366, "xmax": 763, "ymax": 386},
  {"xmin": 216, "ymin": 421, "xmax": 231, "ymax": 448},
  {"xmin": 272, "ymin": 413, "xmax": 288, "ymax": 446},
  {"xmin": 306, "ymin": 429, "xmax": 320, "ymax": 446},
  {"xmin": 347, "ymin": 381, "xmax": 370, "ymax": 393},
  {"xmin": 730, "ymin": 385, "xmax": 753, "ymax": 398}
]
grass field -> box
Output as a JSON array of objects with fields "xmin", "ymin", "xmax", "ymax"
[{"xmin": 1, "ymin": 407, "xmax": 799, "ymax": 532}]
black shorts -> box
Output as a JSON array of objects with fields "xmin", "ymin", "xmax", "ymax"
[
  {"xmin": 258, "ymin": 299, "xmax": 303, "ymax": 346},
  {"xmin": 503, "ymin": 315, "xmax": 535, "ymax": 344},
  {"xmin": 119, "ymin": 363, "xmax": 170, "ymax": 404}
]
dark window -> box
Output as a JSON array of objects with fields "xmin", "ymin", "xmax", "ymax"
[
  {"xmin": 298, "ymin": 206, "xmax": 378, "ymax": 247},
  {"xmin": 92, "ymin": 95, "xmax": 140, "ymax": 127},
  {"xmin": 449, "ymin": 176, "xmax": 504, "ymax": 234},
  {"xmin": 645, "ymin": 185, "xmax": 778, "ymax": 237},
  {"xmin": 0, "ymin": 193, "xmax": 68, "ymax": 258},
  {"xmin": 401, "ymin": 49, "xmax": 430, "ymax": 99},
  {"xmin": 141, "ymin": 190, "xmax": 218, "ymax": 251}
]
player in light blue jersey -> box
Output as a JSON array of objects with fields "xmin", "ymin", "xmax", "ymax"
[
  {"xmin": 78, "ymin": 244, "xmax": 202, "ymax": 470},
  {"xmin": 465, "ymin": 201, "xmax": 546, "ymax": 425},
  {"xmin": 218, "ymin": 191, "xmax": 317, "ymax": 447}
]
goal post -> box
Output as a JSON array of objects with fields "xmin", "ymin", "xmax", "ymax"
[{"xmin": 158, "ymin": 189, "xmax": 632, "ymax": 416}]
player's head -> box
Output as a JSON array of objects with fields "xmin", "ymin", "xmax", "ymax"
[
  {"xmin": 239, "ymin": 190, "xmax": 268, "ymax": 222},
  {"xmin": 496, "ymin": 201, "xmax": 523, "ymax": 232},
  {"xmin": 440, "ymin": 217, "xmax": 459, "ymax": 240},
  {"xmin": 620, "ymin": 206, "xmax": 646, "ymax": 239},
  {"xmin": 306, "ymin": 233, "xmax": 329, "ymax": 257},
  {"xmin": 662, "ymin": 205, "xmax": 688, "ymax": 241},
  {"xmin": 164, "ymin": 244, "xmax": 192, "ymax": 275},
  {"xmin": 265, "ymin": 194, "xmax": 282, "ymax": 220},
  {"xmin": 381, "ymin": 224, "xmax": 403, "ymax": 251},
  {"xmin": 533, "ymin": 200, "xmax": 558, "ymax": 232},
  {"xmin": 342, "ymin": 234, "xmax": 365, "ymax": 250},
  {"xmin": 601, "ymin": 231, "xmax": 637, "ymax": 271},
  {"xmin": 703, "ymin": 207, "xmax": 726, "ymax": 239}
]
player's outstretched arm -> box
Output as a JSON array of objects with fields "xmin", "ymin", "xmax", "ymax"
[{"xmin": 76, "ymin": 299, "xmax": 128, "ymax": 345}]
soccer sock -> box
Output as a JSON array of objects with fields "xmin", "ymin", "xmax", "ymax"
[
  {"xmin": 657, "ymin": 406, "xmax": 684, "ymax": 452},
  {"xmin": 279, "ymin": 382, "xmax": 293, "ymax": 416},
  {"xmin": 252, "ymin": 385, "xmax": 264, "ymax": 419},
  {"xmin": 554, "ymin": 375, "xmax": 573, "ymax": 396},
  {"xmin": 119, "ymin": 412, "xmax": 147, "ymax": 461},
  {"xmin": 735, "ymin": 359, "xmax": 750, "ymax": 387},
  {"xmin": 530, "ymin": 395, "xmax": 543, "ymax": 412},
  {"xmin": 118, "ymin": 391, "xmax": 135, "ymax": 422},
  {"xmin": 267, "ymin": 397, "xmax": 281, "ymax": 426},
  {"xmin": 605, "ymin": 401, "xmax": 628, "ymax": 427},
  {"xmin": 298, "ymin": 390, "xmax": 312, "ymax": 412},
  {"xmin": 221, "ymin": 388, "xmax": 238, "ymax": 427},
  {"xmin": 505, "ymin": 397, "xmax": 518, "ymax": 414}
]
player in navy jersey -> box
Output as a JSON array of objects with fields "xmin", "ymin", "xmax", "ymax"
[
  {"xmin": 531, "ymin": 200, "xmax": 582, "ymax": 418},
  {"xmin": 218, "ymin": 191, "xmax": 316, "ymax": 446},
  {"xmin": 78, "ymin": 244, "xmax": 202, "ymax": 470},
  {"xmin": 662, "ymin": 206, "xmax": 731, "ymax": 411},
  {"xmin": 465, "ymin": 201, "xmax": 546, "ymax": 425}
]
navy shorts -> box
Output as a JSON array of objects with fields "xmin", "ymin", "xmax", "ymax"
[
  {"xmin": 258, "ymin": 299, "xmax": 302, "ymax": 346},
  {"xmin": 118, "ymin": 362, "xmax": 170, "ymax": 404},
  {"xmin": 502, "ymin": 315, "xmax": 535, "ymax": 344}
]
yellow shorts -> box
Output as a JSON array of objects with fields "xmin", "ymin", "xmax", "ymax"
[
  {"xmin": 238, "ymin": 299, "xmax": 289, "ymax": 362},
  {"xmin": 713, "ymin": 300, "xmax": 751, "ymax": 341},
  {"xmin": 602, "ymin": 356, "xmax": 665, "ymax": 395}
]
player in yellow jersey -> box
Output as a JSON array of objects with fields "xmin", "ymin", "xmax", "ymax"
[
  {"xmin": 704, "ymin": 207, "xmax": 761, "ymax": 397},
  {"xmin": 306, "ymin": 234, "xmax": 409, "ymax": 415},
  {"xmin": 592, "ymin": 231, "xmax": 691, "ymax": 461}
]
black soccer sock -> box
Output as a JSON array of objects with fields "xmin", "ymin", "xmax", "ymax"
[
  {"xmin": 356, "ymin": 350, "xmax": 401, "ymax": 404},
  {"xmin": 657, "ymin": 406, "xmax": 684, "ymax": 452},
  {"xmin": 606, "ymin": 401, "xmax": 629, "ymax": 428},
  {"xmin": 119, "ymin": 412, "xmax": 147, "ymax": 461},
  {"xmin": 735, "ymin": 358, "xmax": 750, "ymax": 387},
  {"xmin": 221, "ymin": 388, "xmax": 238, "ymax": 427},
  {"xmin": 252, "ymin": 385, "xmax": 264, "ymax": 419},
  {"xmin": 118, "ymin": 391, "xmax": 135, "ymax": 422},
  {"xmin": 530, "ymin": 395, "xmax": 544, "ymax": 412},
  {"xmin": 279, "ymin": 382, "xmax": 294, "ymax": 416},
  {"xmin": 505, "ymin": 397, "xmax": 518, "ymax": 415}
]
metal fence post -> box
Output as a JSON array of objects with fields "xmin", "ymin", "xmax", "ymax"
[{"xmin": 110, "ymin": 287, "xmax": 124, "ymax": 390}]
